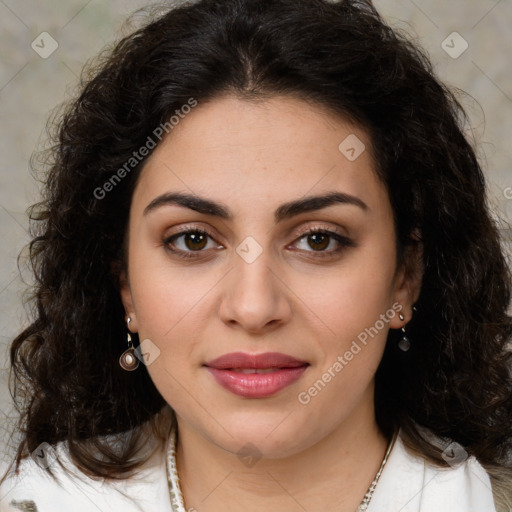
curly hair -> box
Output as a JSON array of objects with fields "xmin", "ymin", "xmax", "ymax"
[{"xmin": 4, "ymin": 0, "xmax": 512, "ymax": 504}]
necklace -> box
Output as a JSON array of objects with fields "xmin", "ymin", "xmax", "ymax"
[
  {"xmin": 167, "ymin": 428, "xmax": 397, "ymax": 512},
  {"xmin": 355, "ymin": 429, "xmax": 397, "ymax": 511}
]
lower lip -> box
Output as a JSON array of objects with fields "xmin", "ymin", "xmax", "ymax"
[{"xmin": 206, "ymin": 366, "xmax": 308, "ymax": 398}]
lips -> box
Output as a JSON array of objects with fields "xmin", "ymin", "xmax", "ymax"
[{"xmin": 204, "ymin": 352, "xmax": 309, "ymax": 398}]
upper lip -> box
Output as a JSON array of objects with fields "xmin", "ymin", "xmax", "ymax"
[{"xmin": 204, "ymin": 352, "xmax": 309, "ymax": 370}]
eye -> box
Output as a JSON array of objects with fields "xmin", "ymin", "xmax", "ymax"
[
  {"xmin": 163, "ymin": 228, "xmax": 222, "ymax": 259},
  {"xmin": 292, "ymin": 227, "xmax": 355, "ymax": 256},
  {"xmin": 163, "ymin": 225, "xmax": 354, "ymax": 260}
]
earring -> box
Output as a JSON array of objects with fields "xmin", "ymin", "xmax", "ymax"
[
  {"xmin": 398, "ymin": 325, "xmax": 411, "ymax": 352},
  {"xmin": 119, "ymin": 317, "xmax": 139, "ymax": 371}
]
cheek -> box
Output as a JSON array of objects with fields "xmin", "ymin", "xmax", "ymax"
[
  {"xmin": 128, "ymin": 233, "xmax": 214, "ymax": 336},
  {"xmin": 297, "ymin": 278, "xmax": 391, "ymax": 388},
  {"xmin": 294, "ymin": 251, "xmax": 396, "ymax": 344},
  {"xmin": 127, "ymin": 262, "xmax": 213, "ymax": 412},
  {"xmin": 290, "ymin": 243, "xmax": 397, "ymax": 407},
  {"xmin": 130, "ymin": 273, "xmax": 215, "ymax": 373},
  {"xmin": 293, "ymin": 270, "xmax": 394, "ymax": 430}
]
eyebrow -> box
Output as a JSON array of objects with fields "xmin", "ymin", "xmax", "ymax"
[{"xmin": 143, "ymin": 191, "xmax": 368, "ymax": 222}]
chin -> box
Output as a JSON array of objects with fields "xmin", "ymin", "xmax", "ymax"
[{"xmin": 209, "ymin": 415, "xmax": 312, "ymax": 459}]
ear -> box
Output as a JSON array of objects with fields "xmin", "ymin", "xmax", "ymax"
[
  {"xmin": 118, "ymin": 267, "xmax": 138, "ymax": 332},
  {"xmin": 389, "ymin": 238, "xmax": 423, "ymax": 329}
]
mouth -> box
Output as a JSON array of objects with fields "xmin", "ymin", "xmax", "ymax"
[
  {"xmin": 204, "ymin": 352, "xmax": 309, "ymax": 398},
  {"xmin": 227, "ymin": 368, "xmax": 287, "ymax": 374}
]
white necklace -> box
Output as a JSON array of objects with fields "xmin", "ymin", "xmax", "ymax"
[
  {"xmin": 167, "ymin": 428, "xmax": 397, "ymax": 512},
  {"xmin": 356, "ymin": 429, "xmax": 397, "ymax": 511},
  {"xmin": 167, "ymin": 427, "xmax": 187, "ymax": 512}
]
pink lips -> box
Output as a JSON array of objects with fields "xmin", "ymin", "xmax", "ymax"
[{"xmin": 204, "ymin": 352, "xmax": 309, "ymax": 398}]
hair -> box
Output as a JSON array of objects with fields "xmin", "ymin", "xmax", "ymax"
[{"xmin": 3, "ymin": 0, "xmax": 512, "ymax": 507}]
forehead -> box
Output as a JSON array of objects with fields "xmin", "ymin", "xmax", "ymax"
[{"xmin": 132, "ymin": 94, "xmax": 387, "ymax": 217}]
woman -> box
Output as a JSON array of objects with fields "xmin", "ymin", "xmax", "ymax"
[{"xmin": 1, "ymin": 0, "xmax": 511, "ymax": 510}]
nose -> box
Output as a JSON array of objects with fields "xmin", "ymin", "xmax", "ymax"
[{"xmin": 218, "ymin": 245, "xmax": 292, "ymax": 334}]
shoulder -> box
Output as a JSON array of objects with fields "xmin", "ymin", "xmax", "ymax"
[
  {"xmin": 368, "ymin": 429, "xmax": 498, "ymax": 512},
  {"xmin": 0, "ymin": 438, "xmax": 173, "ymax": 512}
]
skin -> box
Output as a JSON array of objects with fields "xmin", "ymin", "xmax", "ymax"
[{"xmin": 120, "ymin": 94, "xmax": 422, "ymax": 512}]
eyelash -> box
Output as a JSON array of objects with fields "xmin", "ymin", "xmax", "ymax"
[{"xmin": 163, "ymin": 225, "xmax": 355, "ymax": 260}]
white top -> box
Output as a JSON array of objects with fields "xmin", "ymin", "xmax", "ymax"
[{"xmin": 0, "ymin": 425, "xmax": 497, "ymax": 512}]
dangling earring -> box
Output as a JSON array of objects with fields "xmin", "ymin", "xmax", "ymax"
[
  {"xmin": 398, "ymin": 326, "xmax": 411, "ymax": 352},
  {"xmin": 119, "ymin": 317, "xmax": 139, "ymax": 371},
  {"xmin": 397, "ymin": 312, "xmax": 411, "ymax": 352}
]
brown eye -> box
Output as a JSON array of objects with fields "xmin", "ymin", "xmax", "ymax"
[
  {"xmin": 292, "ymin": 227, "xmax": 355, "ymax": 256},
  {"xmin": 182, "ymin": 232, "xmax": 208, "ymax": 251},
  {"xmin": 306, "ymin": 232, "xmax": 330, "ymax": 251},
  {"xmin": 163, "ymin": 228, "xmax": 222, "ymax": 259}
]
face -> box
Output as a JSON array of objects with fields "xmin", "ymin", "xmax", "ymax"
[{"xmin": 120, "ymin": 94, "xmax": 418, "ymax": 458}]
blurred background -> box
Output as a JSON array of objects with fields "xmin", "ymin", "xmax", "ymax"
[{"xmin": 1, "ymin": 0, "xmax": 511, "ymax": 473}]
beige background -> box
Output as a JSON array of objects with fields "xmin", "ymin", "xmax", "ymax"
[{"xmin": 1, "ymin": 0, "xmax": 511, "ymax": 471}]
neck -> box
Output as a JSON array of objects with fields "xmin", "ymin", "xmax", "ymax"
[{"xmin": 174, "ymin": 387, "xmax": 391, "ymax": 512}]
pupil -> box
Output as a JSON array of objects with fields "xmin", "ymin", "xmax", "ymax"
[
  {"xmin": 186, "ymin": 232, "xmax": 207, "ymax": 250},
  {"xmin": 309, "ymin": 233, "xmax": 328, "ymax": 251}
]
